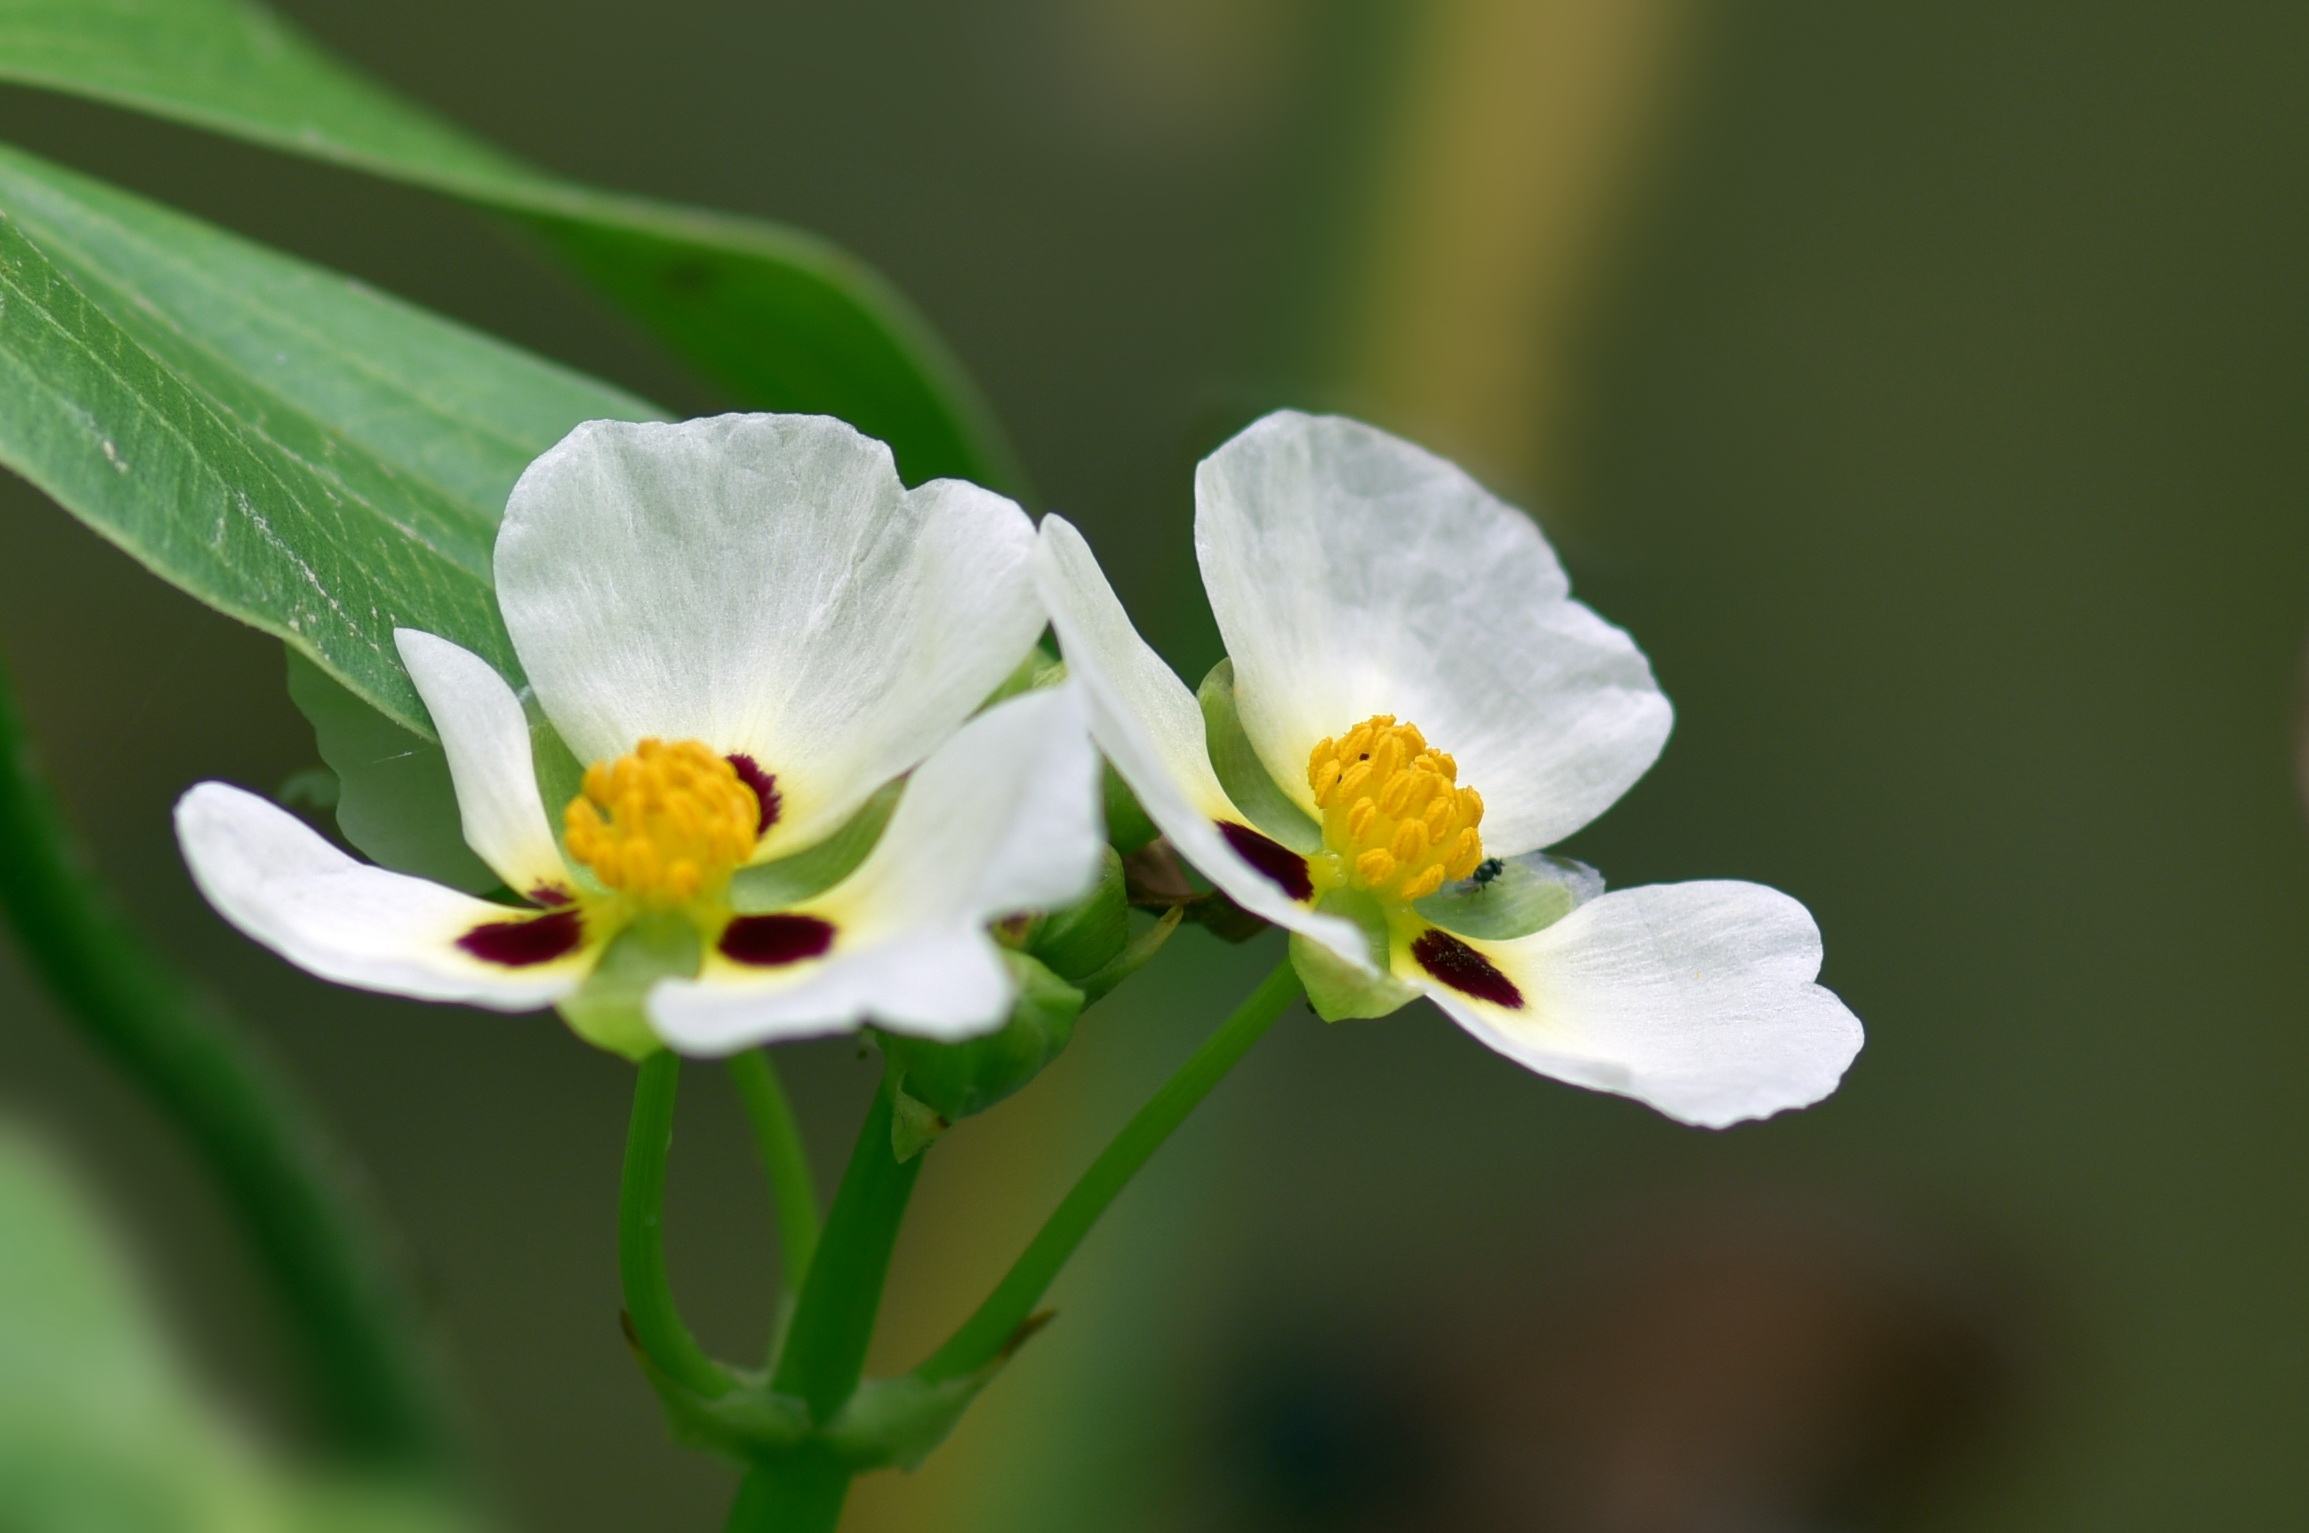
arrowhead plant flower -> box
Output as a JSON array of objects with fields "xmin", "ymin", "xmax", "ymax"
[
  {"xmin": 176, "ymin": 414, "xmax": 1105, "ymax": 1061},
  {"xmin": 1034, "ymin": 410, "xmax": 1863, "ymax": 1127}
]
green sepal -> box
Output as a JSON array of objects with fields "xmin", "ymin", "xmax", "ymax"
[
  {"xmin": 1197, "ymin": 658, "xmax": 1322, "ymax": 854},
  {"xmin": 822, "ymin": 1359, "xmax": 1024, "ymax": 1472},
  {"xmin": 1412, "ymin": 851, "xmax": 1603, "ymax": 940},
  {"xmin": 1103, "ymin": 763, "xmax": 1160, "ymax": 855},
  {"xmin": 1291, "ymin": 890, "xmax": 1417, "ymax": 1021},
  {"xmin": 286, "ymin": 647, "xmax": 495, "ymax": 893},
  {"xmin": 627, "ymin": 1341, "xmax": 1028, "ymax": 1474},
  {"xmin": 888, "ymin": 1088, "xmax": 950, "ymax": 1163},
  {"xmin": 557, "ymin": 913, "xmax": 698, "ymax": 1061},
  {"xmin": 1023, "ymin": 848, "xmax": 1130, "ymax": 984},
  {"xmin": 1076, "ymin": 905, "xmax": 1185, "ymax": 1005},
  {"xmin": 624, "ymin": 1340, "xmax": 810, "ymax": 1467},
  {"xmin": 979, "ymin": 643, "xmax": 1067, "ymax": 710},
  {"xmin": 878, "ymin": 953, "xmax": 1084, "ymax": 1143},
  {"xmin": 729, "ymin": 779, "xmax": 903, "ymax": 912}
]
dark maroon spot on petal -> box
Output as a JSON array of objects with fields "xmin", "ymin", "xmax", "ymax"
[
  {"xmin": 726, "ymin": 753, "xmax": 782, "ymax": 837},
  {"xmin": 1217, "ymin": 822, "xmax": 1313, "ymax": 901},
  {"xmin": 458, "ymin": 907, "xmax": 585, "ymax": 967},
  {"xmin": 528, "ymin": 885, "xmax": 573, "ymax": 908},
  {"xmin": 719, "ymin": 913, "xmax": 835, "ymax": 968},
  {"xmin": 1411, "ymin": 928, "xmax": 1524, "ymax": 1009}
]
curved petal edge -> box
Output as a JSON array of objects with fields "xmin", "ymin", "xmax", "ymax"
[
  {"xmin": 1416, "ymin": 880, "xmax": 1863, "ymax": 1128},
  {"xmin": 1196, "ymin": 410, "xmax": 1674, "ymax": 854},
  {"xmin": 176, "ymin": 782, "xmax": 592, "ymax": 1011},
  {"xmin": 1033, "ymin": 515, "xmax": 1368, "ymax": 967}
]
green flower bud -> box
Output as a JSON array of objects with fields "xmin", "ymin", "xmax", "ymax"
[
  {"xmin": 1103, "ymin": 762, "xmax": 1160, "ymax": 855},
  {"xmin": 880, "ymin": 952, "xmax": 1085, "ymax": 1158},
  {"xmin": 1024, "ymin": 847, "xmax": 1129, "ymax": 984}
]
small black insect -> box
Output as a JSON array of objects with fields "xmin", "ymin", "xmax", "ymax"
[{"xmin": 1470, "ymin": 858, "xmax": 1505, "ymax": 887}]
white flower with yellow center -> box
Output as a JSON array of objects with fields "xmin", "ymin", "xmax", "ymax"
[
  {"xmin": 176, "ymin": 414, "xmax": 1105, "ymax": 1059},
  {"xmin": 1034, "ymin": 411, "xmax": 1862, "ymax": 1127}
]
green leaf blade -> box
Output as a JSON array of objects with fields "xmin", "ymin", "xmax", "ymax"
[
  {"xmin": 0, "ymin": 0, "xmax": 532, "ymax": 187},
  {"xmin": 0, "ymin": 141, "xmax": 666, "ymax": 729},
  {"xmin": 0, "ymin": 0, "xmax": 1025, "ymax": 491},
  {"xmin": 0, "ymin": 140, "xmax": 658, "ymax": 526},
  {"xmin": 531, "ymin": 212, "xmax": 1013, "ymax": 492},
  {"xmin": 0, "ymin": 204, "xmax": 503, "ymax": 727}
]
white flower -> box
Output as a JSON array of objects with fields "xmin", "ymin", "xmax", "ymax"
[
  {"xmin": 1033, "ymin": 411, "xmax": 1862, "ymax": 1127},
  {"xmin": 177, "ymin": 414, "xmax": 1106, "ymax": 1060}
]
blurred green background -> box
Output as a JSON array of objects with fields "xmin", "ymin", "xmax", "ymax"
[{"xmin": 3, "ymin": 1, "xmax": 2307, "ymax": 1529}]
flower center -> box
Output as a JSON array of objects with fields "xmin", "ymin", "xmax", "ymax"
[
  {"xmin": 564, "ymin": 738, "xmax": 760, "ymax": 909},
  {"xmin": 1307, "ymin": 715, "xmax": 1486, "ymax": 903}
]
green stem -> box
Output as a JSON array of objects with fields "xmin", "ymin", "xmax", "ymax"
[
  {"xmin": 0, "ymin": 657, "xmax": 459, "ymax": 1473},
  {"xmin": 727, "ymin": 1049, "xmax": 820, "ymax": 1292},
  {"xmin": 726, "ymin": 1077, "xmax": 921, "ymax": 1533},
  {"xmin": 723, "ymin": 1449, "xmax": 851, "ymax": 1533},
  {"xmin": 618, "ymin": 1050, "xmax": 732, "ymax": 1399},
  {"xmin": 769, "ymin": 1077, "xmax": 922, "ymax": 1420},
  {"xmin": 916, "ymin": 960, "xmax": 1302, "ymax": 1384}
]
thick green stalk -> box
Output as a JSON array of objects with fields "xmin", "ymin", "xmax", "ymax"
[
  {"xmin": 770, "ymin": 1079, "xmax": 921, "ymax": 1419},
  {"xmin": 0, "ymin": 657, "xmax": 459, "ymax": 1472},
  {"xmin": 725, "ymin": 1078, "xmax": 920, "ymax": 1533},
  {"xmin": 727, "ymin": 1049, "xmax": 820, "ymax": 1292},
  {"xmin": 723, "ymin": 1449, "xmax": 851, "ymax": 1533},
  {"xmin": 916, "ymin": 960, "xmax": 1302, "ymax": 1384},
  {"xmin": 618, "ymin": 1050, "xmax": 733, "ymax": 1400}
]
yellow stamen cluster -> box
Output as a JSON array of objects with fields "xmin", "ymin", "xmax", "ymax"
[
  {"xmin": 1307, "ymin": 716, "xmax": 1485, "ymax": 902},
  {"xmin": 564, "ymin": 738, "xmax": 759, "ymax": 909}
]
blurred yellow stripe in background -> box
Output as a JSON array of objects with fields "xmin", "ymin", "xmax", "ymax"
[
  {"xmin": 1345, "ymin": 0, "xmax": 1698, "ymax": 509},
  {"xmin": 848, "ymin": 5, "xmax": 1699, "ymax": 1527}
]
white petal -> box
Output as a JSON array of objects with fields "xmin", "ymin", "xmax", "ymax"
[
  {"xmin": 1413, "ymin": 881, "xmax": 1863, "ymax": 1128},
  {"xmin": 647, "ymin": 929, "xmax": 1014, "ymax": 1054},
  {"xmin": 647, "ymin": 686, "xmax": 1106, "ymax": 1052},
  {"xmin": 821, "ymin": 684, "xmax": 1108, "ymax": 933},
  {"xmin": 394, "ymin": 629, "xmax": 568, "ymax": 899},
  {"xmin": 1033, "ymin": 516, "xmax": 1368, "ymax": 966},
  {"xmin": 176, "ymin": 783, "xmax": 595, "ymax": 1011},
  {"xmin": 1031, "ymin": 519, "xmax": 1235, "ymax": 820},
  {"xmin": 1196, "ymin": 411, "xmax": 1674, "ymax": 854},
  {"xmin": 496, "ymin": 414, "xmax": 1044, "ymax": 860}
]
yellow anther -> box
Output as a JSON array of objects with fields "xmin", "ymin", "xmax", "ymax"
[
  {"xmin": 1423, "ymin": 796, "xmax": 1454, "ymax": 838},
  {"xmin": 1378, "ymin": 770, "xmax": 1413, "ymax": 818},
  {"xmin": 1405, "ymin": 773, "xmax": 1442, "ymax": 815},
  {"xmin": 1309, "ymin": 715, "xmax": 1487, "ymax": 903},
  {"xmin": 564, "ymin": 737, "xmax": 760, "ymax": 910},
  {"xmin": 1400, "ymin": 866, "xmax": 1448, "ymax": 901},
  {"xmin": 1371, "ymin": 733, "xmax": 1405, "ymax": 781}
]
